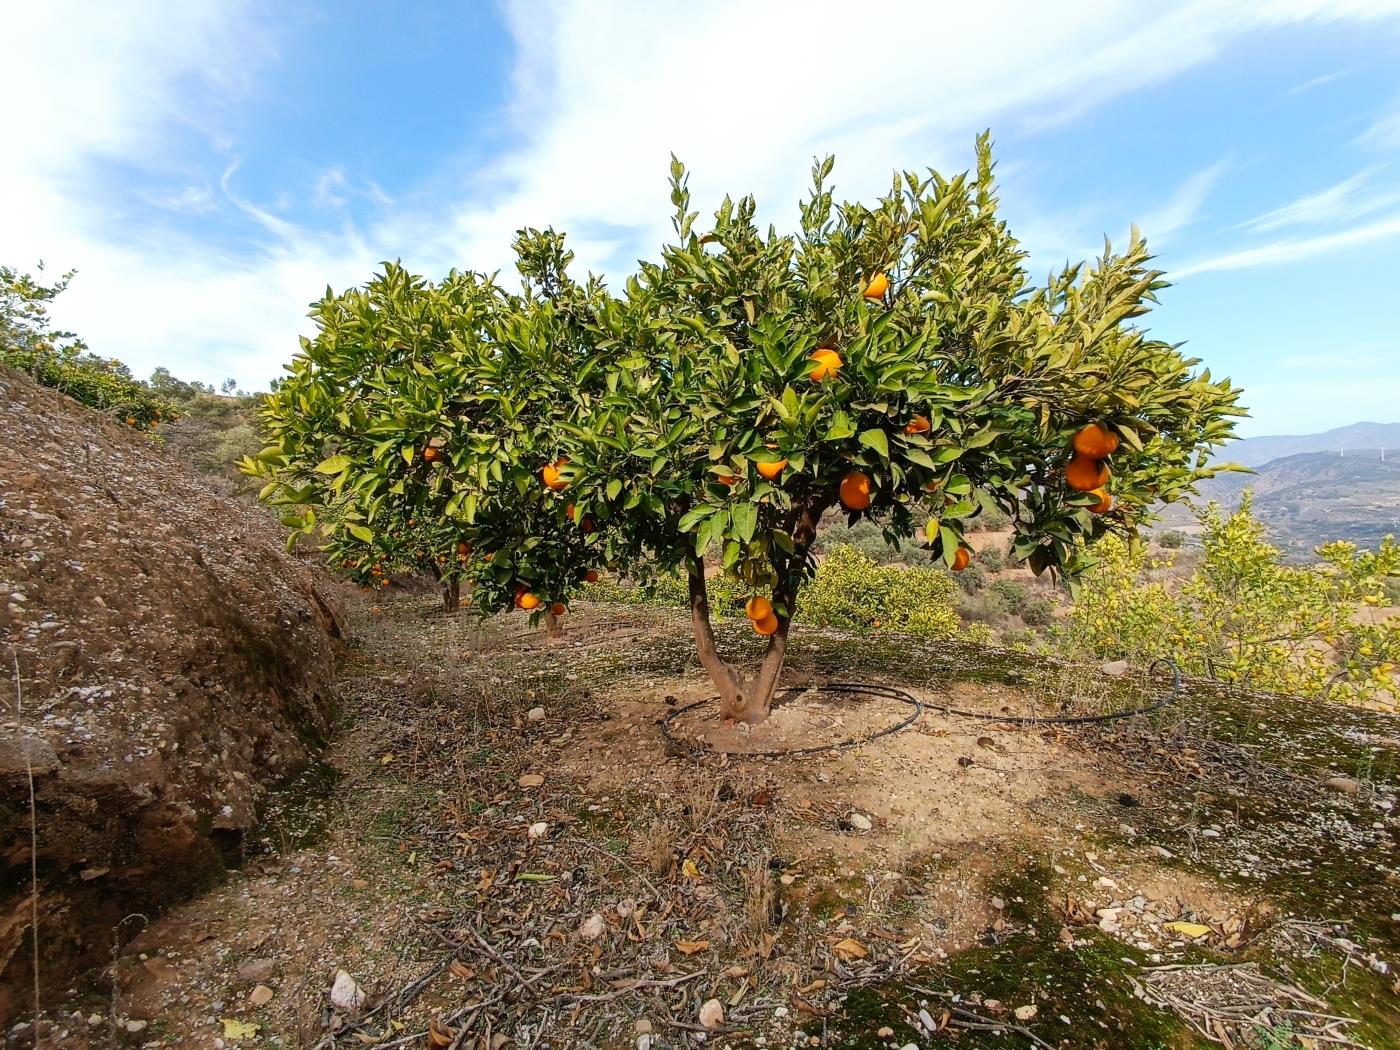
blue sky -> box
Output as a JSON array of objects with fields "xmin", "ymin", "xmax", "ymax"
[{"xmin": 4, "ymin": 1, "xmax": 1400, "ymax": 437}]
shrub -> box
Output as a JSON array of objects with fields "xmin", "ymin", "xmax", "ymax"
[
  {"xmin": 1157, "ymin": 530, "xmax": 1185, "ymax": 549},
  {"xmin": 1020, "ymin": 597, "xmax": 1056, "ymax": 627},
  {"xmin": 802, "ymin": 545, "xmax": 962, "ymax": 636},
  {"xmin": 1057, "ymin": 496, "xmax": 1400, "ymax": 705},
  {"xmin": 975, "ymin": 546, "xmax": 1005, "ymax": 572},
  {"xmin": 955, "ymin": 563, "xmax": 987, "ymax": 595},
  {"xmin": 988, "ymin": 578, "xmax": 1030, "ymax": 613},
  {"xmin": 817, "ymin": 520, "xmax": 909, "ymax": 565},
  {"xmin": 1001, "ymin": 626, "xmax": 1041, "ymax": 650},
  {"xmin": 2, "ymin": 265, "xmax": 180, "ymax": 430},
  {"xmin": 588, "ymin": 545, "xmax": 963, "ymax": 640},
  {"xmin": 967, "ymin": 505, "xmax": 1011, "ymax": 532},
  {"xmin": 959, "ymin": 590, "xmax": 1009, "ymax": 624}
]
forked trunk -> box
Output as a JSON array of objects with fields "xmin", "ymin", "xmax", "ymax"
[
  {"xmin": 430, "ymin": 565, "xmax": 462, "ymax": 613},
  {"xmin": 686, "ymin": 555, "xmax": 791, "ymax": 724},
  {"xmin": 441, "ymin": 576, "xmax": 461, "ymax": 613}
]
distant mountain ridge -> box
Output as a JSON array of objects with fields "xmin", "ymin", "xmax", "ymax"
[
  {"xmin": 1158, "ymin": 427, "xmax": 1400, "ymax": 557},
  {"xmin": 1221, "ymin": 422, "xmax": 1400, "ymax": 469}
]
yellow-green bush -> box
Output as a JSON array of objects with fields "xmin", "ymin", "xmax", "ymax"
[
  {"xmin": 587, "ymin": 545, "xmax": 964, "ymax": 640},
  {"xmin": 1057, "ymin": 496, "xmax": 1400, "ymax": 705}
]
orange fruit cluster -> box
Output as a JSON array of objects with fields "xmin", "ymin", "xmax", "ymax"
[
  {"xmin": 745, "ymin": 595, "xmax": 779, "ymax": 636},
  {"xmin": 1066, "ymin": 423, "xmax": 1118, "ymax": 513}
]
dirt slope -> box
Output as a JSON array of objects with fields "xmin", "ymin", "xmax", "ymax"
[{"xmin": 0, "ymin": 367, "xmax": 342, "ymax": 1021}]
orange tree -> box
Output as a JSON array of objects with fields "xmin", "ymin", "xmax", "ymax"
[
  {"xmin": 250, "ymin": 138, "xmax": 1243, "ymax": 722},
  {"xmin": 243, "ymin": 235, "xmax": 612, "ymax": 627}
]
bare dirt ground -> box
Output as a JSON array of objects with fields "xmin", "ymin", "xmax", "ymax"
[{"xmin": 20, "ymin": 595, "xmax": 1400, "ymax": 1050}]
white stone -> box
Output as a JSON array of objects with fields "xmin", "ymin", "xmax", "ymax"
[
  {"xmin": 1014, "ymin": 1004, "xmax": 1038, "ymax": 1021},
  {"xmin": 330, "ymin": 968, "xmax": 366, "ymax": 1012},
  {"xmin": 527, "ymin": 706, "xmax": 546, "ymax": 721},
  {"xmin": 848, "ymin": 812, "xmax": 873, "ymax": 832}
]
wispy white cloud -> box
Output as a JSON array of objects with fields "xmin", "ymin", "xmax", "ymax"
[
  {"xmin": 1137, "ymin": 160, "xmax": 1229, "ymax": 244},
  {"xmin": 1285, "ymin": 69, "xmax": 1350, "ymax": 95},
  {"xmin": 1237, "ymin": 166, "xmax": 1400, "ymax": 232},
  {"xmin": 1174, "ymin": 211, "xmax": 1400, "ymax": 277},
  {"xmin": 1357, "ymin": 104, "xmax": 1400, "ymax": 150},
  {"xmin": 7, "ymin": 0, "xmax": 1400, "ymax": 390}
]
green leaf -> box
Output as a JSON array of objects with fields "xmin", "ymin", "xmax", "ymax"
[
  {"xmin": 824, "ymin": 412, "xmax": 856, "ymax": 442},
  {"xmin": 315, "ymin": 454, "xmax": 352, "ymax": 474},
  {"xmin": 346, "ymin": 523, "xmax": 375, "ymax": 543},
  {"xmin": 677, "ymin": 505, "xmax": 716, "ymax": 533},
  {"xmin": 606, "ymin": 478, "xmax": 623, "ymax": 501},
  {"xmin": 858, "ymin": 429, "xmax": 889, "ymax": 459},
  {"xmin": 732, "ymin": 502, "xmax": 757, "ymax": 543}
]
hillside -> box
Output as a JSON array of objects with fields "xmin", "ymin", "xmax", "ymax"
[
  {"xmin": 1161, "ymin": 449, "xmax": 1400, "ymax": 556},
  {"xmin": 1223, "ymin": 422, "xmax": 1400, "ymax": 469},
  {"xmin": 0, "ymin": 367, "xmax": 343, "ymax": 1020}
]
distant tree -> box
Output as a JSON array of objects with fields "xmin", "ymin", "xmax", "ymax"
[{"xmin": 2, "ymin": 263, "xmax": 178, "ymax": 429}]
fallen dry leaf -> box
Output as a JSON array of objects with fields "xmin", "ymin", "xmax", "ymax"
[
  {"xmin": 830, "ymin": 937, "xmax": 870, "ymax": 961},
  {"xmin": 675, "ymin": 939, "xmax": 711, "ymax": 956},
  {"xmin": 220, "ymin": 1018, "xmax": 260, "ymax": 1041},
  {"xmin": 681, "ymin": 858, "xmax": 701, "ymax": 879},
  {"xmin": 448, "ymin": 959, "xmax": 475, "ymax": 981},
  {"xmin": 1164, "ymin": 920, "xmax": 1212, "ymax": 939},
  {"xmin": 427, "ymin": 1019, "xmax": 456, "ymax": 1047},
  {"xmin": 518, "ymin": 773, "xmax": 544, "ymax": 788}
]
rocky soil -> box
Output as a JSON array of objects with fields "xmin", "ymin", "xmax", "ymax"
[
  {"xmin": 0, "ymin": 368, "xmax": 343, "ymax": 1020},
  {"xmin": 23, "ymin": 594, "xmax": 1400, "ymax": 1049}
]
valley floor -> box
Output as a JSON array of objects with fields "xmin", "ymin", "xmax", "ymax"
[{"xmin": 31, "ymin": 594, "xmax": 1400, "ymax": 1049}]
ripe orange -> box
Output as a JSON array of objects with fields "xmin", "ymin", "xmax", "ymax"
[
  {"xmin": 1087, "ymin": 487, "xmax": 1113, "ymax": 514},
  {"xmin": 542, "ymin": 457, "xmax": 570, "ymax": 491},
  {"xmin": 863, "ymin": 272, "xmax": 890, "ymax": 299},
  {"xmin": 745, "ymin": 596, "xmax": 773, "ymax": 621},
  {"xmin": 550, "ymin": 602, "xmax": 567, "ymax": 617},
  {"xmin": 756, "ymin": 458, "xmax": 788, "ymax": 480},
  {"xmin": 904, "ymin": 415, "xmax": 931, "ymax": 434},
  {"xmin": 518, "ymin": 592, "xmax": 542, "ymax": 611},
  {"xmin": 565, "ymin": 503, "xmax": 576, "ymax": 519},
  {"xmin": 839, "ymin": 470, "xmax": 872, "ymax": 511},
  {"xmin": 808, "ymin": 348, "xmax": 843, "ymax": 382},
  {"xmin": 422, "ymin": 446, "xmax": 441, "ymax": 463},
  {"xmin": 126, "ymin": 417, "xmax": 137, "ymax": 426},
  {"xmin": 1065, "ymin": 454, "xmax": 1110, "ymax": 492},
  {"xmin": 717, "ymin": 473, "xmax": 740, "ymax": 486},
  {"xmin": 580, "ymin": 516, "xmax": 596, "ymax": 534},
  {"xmin": 951, "ymin": 547, "xmax": 971, "ymax": 572},
  {"xmin": 1072, "ymin": 423, "xmax": 1120, "ymax": 459},
  {"xmin": 457, "ymin": 541, "xmax": 471, "ymax": 557},
  {"xmin": 584, "ymin": 569, "xmax": 601, "ymax": 583},
  {"xmin": 752, "ymin": 612, "xmax": 779, "ymax": 636}
]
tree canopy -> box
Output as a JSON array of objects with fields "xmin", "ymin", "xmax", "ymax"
[{"xmin": 245, "ymin": 136, "xmax": 1244, "ymax": 721}]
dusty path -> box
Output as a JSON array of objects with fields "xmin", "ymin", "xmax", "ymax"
[{"xmin": 31, "ymin": 594, "xmax": 1400, "ymax": 1049}]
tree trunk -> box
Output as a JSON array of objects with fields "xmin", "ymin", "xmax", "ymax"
[
  {"xmin": 441, "ymin": 575, "xmax": 461, "ymax": 613},
  {"xmin": 545, "ymin": 610, "xmax": 564, "ymax": 639},
  {"xmin": 686, "ymin": 554, "xmax": 792, "ymax": 724}
]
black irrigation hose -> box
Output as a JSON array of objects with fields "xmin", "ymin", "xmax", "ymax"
[
  {"xmin": 658, "ymin": 660, "xmax": 1182, "ymax": 758},
  {"xmin": 919, "ymin": 658, "xmax": 1182, "ymax": 726},
  {"xmin": 659, "ymin": 682, "xmax": 924, "ymax": 758}
]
